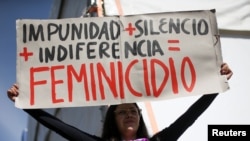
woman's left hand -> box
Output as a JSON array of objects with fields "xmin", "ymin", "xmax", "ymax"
[{"xmin": 220, "ymin": 63, "xmax": 233, "ymax": 80}]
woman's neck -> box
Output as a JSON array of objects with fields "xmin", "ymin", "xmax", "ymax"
[
  {"xmin": 122, "ymin": 135, "xmax": 136, "ymax": 140},
  {"xmin": 121, "ymin": 131, "xmax": 136, "ymax": 140}
]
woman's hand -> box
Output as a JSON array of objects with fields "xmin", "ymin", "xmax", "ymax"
[
  {"xmin": 7, "ymin": 84, "xmax": 19, "ymax": 102},
  {"xmin": 220, "ymin": 63, "xmax": 233, "ymax": 80}
]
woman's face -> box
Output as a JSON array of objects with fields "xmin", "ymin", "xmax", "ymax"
[{"xmin": 114, "ymin": 103, "xmax": 140, "ymax": 139}]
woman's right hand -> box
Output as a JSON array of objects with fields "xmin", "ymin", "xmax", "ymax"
[{"xmin": 7, "ymin": 84, "xmax": 19, "ymax": 102}]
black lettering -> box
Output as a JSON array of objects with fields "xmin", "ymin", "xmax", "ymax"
[
  {"xmin": 137, "ymin": 40, "xmax": 147, "ymax": 57},
  {"xmin": 159, "ymin": 18, "xmax": 168, "ymax": 33},
  {"xmin": 39, "ymin": 48, "xmax": 43, "ymax": 63},
  {"xmin": 99, "ymin": 42, "xmax": 110, "ymax": 58},
  {"xmin": 87, "ymin": 42, "xmax": 97, "ymax": 59},
  {"xmin": 181, "ymin": 18, "xmax": 190, "ymax": 34},
  {"xmin": 23, "ymin": 24, "xmax": 27, "ymax": 43},
  {"xmin": 58, "ymin": 24, "xmax": 70, "ymax": 41},
  {"xmin": 135, "ymin": 19, "xmax": 143, "ymax": 38},
  {"xmin": 98, "ymin": 22, "xmax": 109, "ymax": 40},
  {"xmin": 44, "ymin": 46, "xmax": 55, "ymax": 63},
  {"xmin": 112, "ymin": 42, "xmax": 119, "ymax": 59},
  {"xmin": 84, "ymin": 23, "xmax": 88, "ymax": 39},
  {"xmin": 124, "ymin": 41, "xmax": 137, "ymax": 58},
  {"xmin": 144, "ymin": 20, "xmax": 148, "ymax": 36},
  {"xmin": 192, "ymin": 19, "xmax": 197, "ymax": 35},
  {"xmin": 47, "ymin": 23, "xmax": 58, "ymax": 40},
  {"xmin": 29, "ymin": 24, "xmax": 45, "ymax": 41},
  {"xmin": 72, "ymin": 23, "xmax": 82, "ymax": 40},
  {"xmin": 152, "ymin": 40, "xmax": 163, "ymax": 56},
  {"xmin": 69, "ymin": 44, "xmax": 73, "ymax": 59},
  {"xmin": 57, "ymin": 45, "xmax": 68, "ymax": 62},
  {"xmin": 110, "ymin": 20, "xmax": 120, "ymax": 40},
  {"xmin": 169, "ymin": 18, "xmax": 180, "ymax": 34},
  {"xmin": 89, "ymin": 22, "xmax": 99, "ymax": 39},
  {"xmin": 197, "ymin": 19, "xmax": 209, "ymax": 35},
  {"xmin": 150, "ymin": 20, "xmax": 160, "ymax": 35},
  {"xmin": 76, "ymin": 42, "xmax": 84, "ymax": 60}
]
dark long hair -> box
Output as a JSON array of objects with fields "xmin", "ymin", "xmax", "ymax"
[{"xmin": 101, "ymin": 103, "xmax": 149, "ymax": 141}]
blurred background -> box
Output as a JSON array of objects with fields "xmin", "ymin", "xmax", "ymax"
[{"xmin": 0, "ymin": 1, "xmax": 52, "ymax": 141}]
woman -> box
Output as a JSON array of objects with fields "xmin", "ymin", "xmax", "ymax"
[{"xmin": 7, "ymin": 63, "xmax": 233, "ymax": 141}]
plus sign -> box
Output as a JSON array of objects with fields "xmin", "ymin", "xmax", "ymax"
[
  {"xmin": 125, "ymin": 23, "xmax": 136, "ymax": 36},
  {"xmin": 19, "ymin": 47, "xmax": 33, "ymax": 61}
]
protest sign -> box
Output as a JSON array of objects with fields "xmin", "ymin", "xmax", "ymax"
[{"xmin": 16, "ymin": 10, "xmax": 229, "ymax": 109}]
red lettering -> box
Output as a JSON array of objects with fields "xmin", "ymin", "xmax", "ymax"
[
  {"xmin": 151, "ymin": 59, "xmax": 169, "ymax": 97},
  {"xmin": 169, "ymin": 58, "xmax": 178, "ymax": 94},
  {"xmin": 30, "ymin": 67, "xmax": 49, "ymax": 105},
  {"xmin": 90, "ymin": 63, "xmax": 97, "ymax": 100},
  {"xmin": 125, "ymin": 60, "xmax": 142, "ymax": 97},
  {"xmin": 67, "ymin": 64, "xmax": 90, "ymax": 102},
  {"xmin": 28, "ymin": 57, "xmax": 197, "ymax": 106},
  {"xmin": 118, "ymin": 61, "xmax": 125, "ymax": 99},
  {"xmin": 181, "ymin": 57, "xmax": 196, "ymax": 92},
  {"xmin": 143, "ymin": 59, "xmax": 151, "ymax": 96},
  {"xmin": 51, "ymin": 65, "xmax": 64, "ymax": 104},
  {"xmin": 97, "ymin": 62, "xmax": 118, "ymax": 100}
]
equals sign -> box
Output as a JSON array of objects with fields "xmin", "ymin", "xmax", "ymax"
[{"xmin": 168, "ymin": 40, "xmax": 180, "ymax": 51}]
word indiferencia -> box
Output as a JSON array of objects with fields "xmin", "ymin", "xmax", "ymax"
[{"xmin": 38, "ymin": 40, "xmax": 164, "ymax": 63}]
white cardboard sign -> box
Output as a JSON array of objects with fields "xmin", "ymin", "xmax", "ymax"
[{"xmin": 16, "ymin": 10, "xmax": 228, "ymax": 109}]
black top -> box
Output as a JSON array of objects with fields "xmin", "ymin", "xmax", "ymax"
[{"xmin": 25, "ymin": 93, "xmax": 218, "ymax": 141}]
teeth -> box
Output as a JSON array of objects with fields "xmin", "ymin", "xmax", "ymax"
[{"xmin": 128, "ymin": 127, "xmax": 133, "ymax": 130}]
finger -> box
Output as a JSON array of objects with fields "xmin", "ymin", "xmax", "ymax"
[
  {"xmin": 221, "ymin": 62, "xmax": 227, "ymax": 68},
  {"xmin": 226, "ymin": 71, "xmax": 233, "ymax": 80},
  {"xmin": 220, "ymin": 63, "xmax": 230, "ymax": 75},
  {"xmin": 221, "ymin": 63, "xmax": 228, "ymax": 70},
  {"xmin": 13, "ymin": 83, "xmax": 19, "ymax": 89},
  {"xmin": 6, "ymin": 84, "xmax": 19, "ymax": 102},
  {"xmin": 7, "ymin": 88, "xmax": 16, "ymax": 96},
  {"xmin": 9, "ymin": 87, "xmax": 18, "ymax": 95},
  {"xmin": 7, "ymin": 89, "xmax": 16, "ymax": 102},
  {"xmin": 220, "ymin": 63, "xmax": 233, "ymax": 80}
]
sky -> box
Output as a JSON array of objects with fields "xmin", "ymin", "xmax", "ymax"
[{"xmin": 0, "ymin": 1, "xmax": 52, "ymax": 141}]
